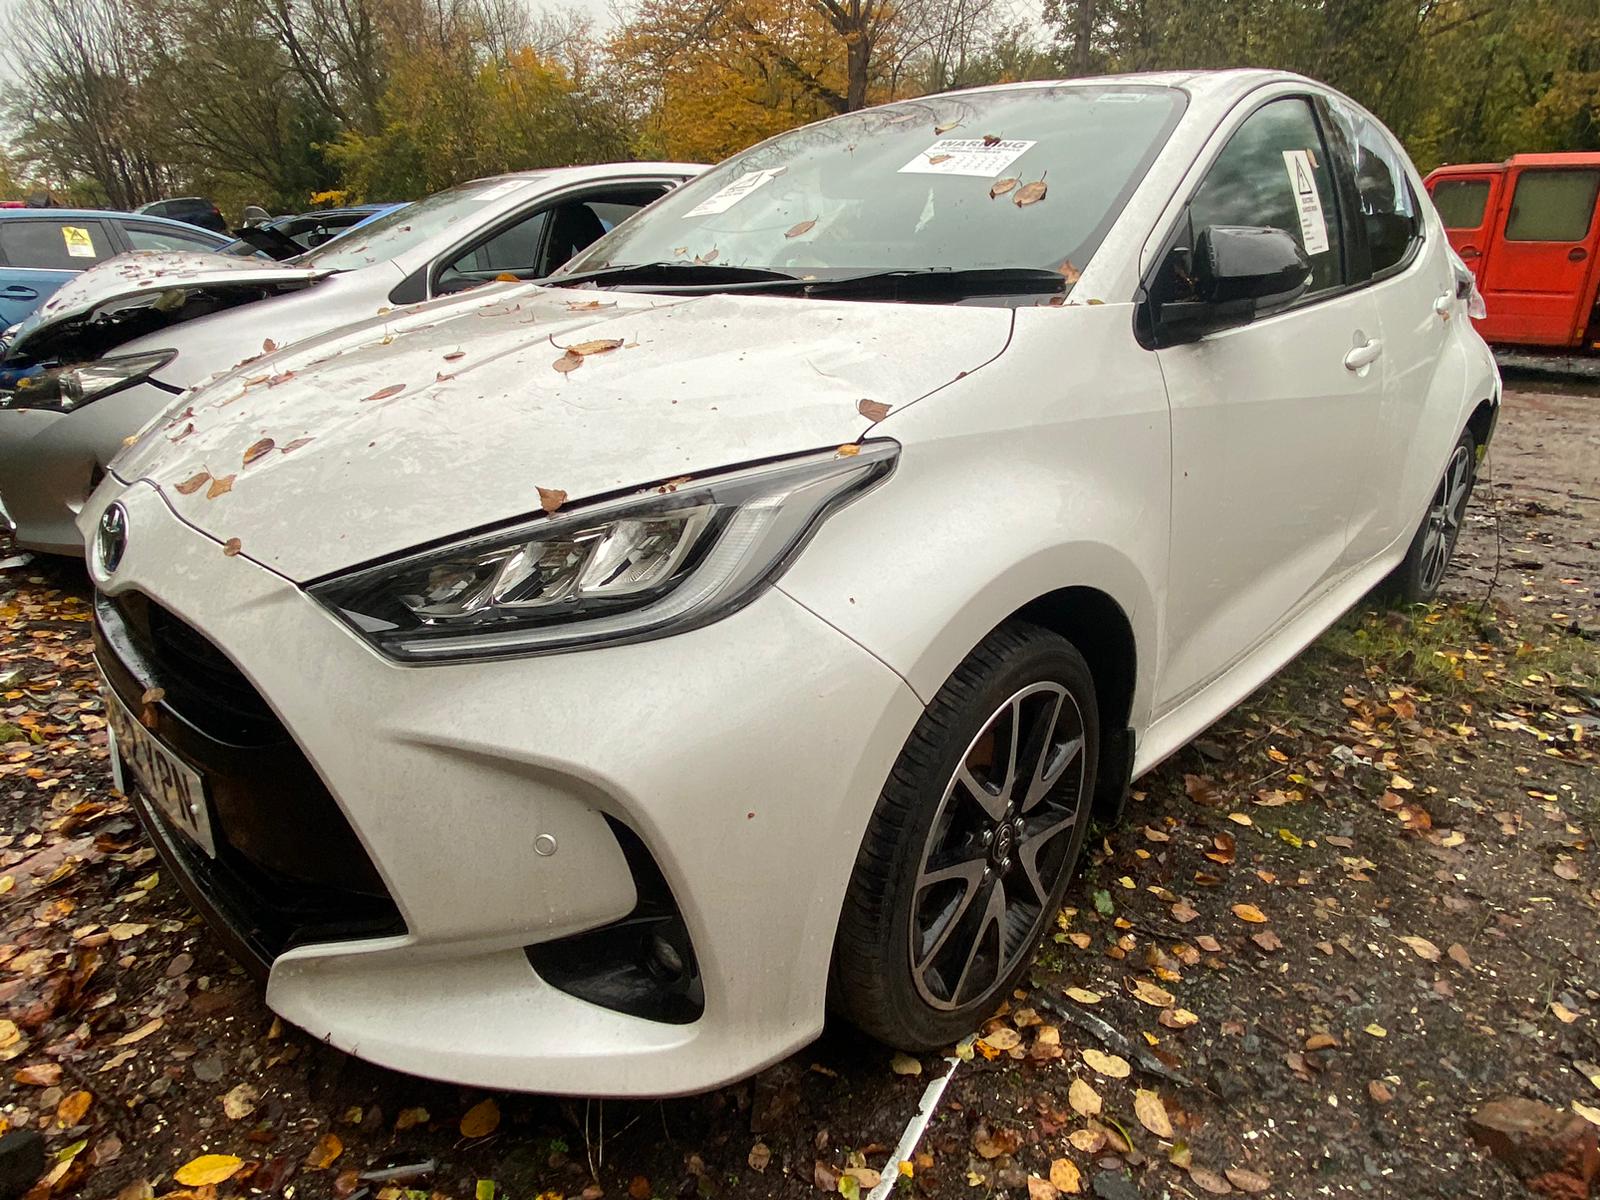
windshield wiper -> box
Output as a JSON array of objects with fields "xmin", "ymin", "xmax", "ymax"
[
  {"xmin": 545, "ymin": 261, "xmax": 803, "ymax": 288},
  {"xmin": 545, "ymin": 263, "xmax": 1067, "ymax": 301}
]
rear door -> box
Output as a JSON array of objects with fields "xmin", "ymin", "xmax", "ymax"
[
  {"xmin": 0, "ymin": 218, "xmax": 116, "ymax": 327},
  {"xmin": 1426, "ymin": 171, "xmax": 1500, "ymax": 279},
  {"xmin": 1478, "ymin": 164, "xmax": 1600, "ymax": 347}
]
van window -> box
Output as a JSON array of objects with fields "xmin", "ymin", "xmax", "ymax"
[
  {"xmin": 1505, "ymin": 170, "xmax": 1600, "ymax": 242},
  {"xmin": 1432, "ymin": 179, "xmax": 1490, "ymax": 229}
]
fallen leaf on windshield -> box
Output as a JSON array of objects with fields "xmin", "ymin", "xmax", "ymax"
[
  {"xmin": 982, "ymin": 134, "xmax": 1002, "ymax": 146},
  {"xmin": 222, "ymin": 538, "xmax": 242, "ymax": 557},
  {"xmin": 786, "ymin": 219, "xmax": 817, "ymax": 239},
  {"xmin": 934, "ymin": 121, "xmax": 961, "ymax": 134},
  {"xmin": 460, "ymin": 1098, "xmax": 501, "ymax": 1139},
  {"xmin": 495, "ymin": 272, "xmax": 520, "ymax": 282},
  {"xmin": 1014, "ymin": 178, "xmax": 1049, "ymax": 207},
  {"xmin": 243, "ymin": 438, "xmax": 275, "ymax": 466},
  {"xmin": 1059, "ymin": 261, "xmax": 1082, "ymax": 284},
  {"xmin": 175, "ymin": 1155, "xmax": 245, "ymax": 1187},
  {"xmin": 537, "ymin": 487, "xmax": 567, "ymax": 514},
  {"xmin": 857, "ymin": 399, "xmax": 891, "ymax": 422},
  {"xmin": 926, "ymin": 154, "xmax": 952, "ymax": 165},
  {"xmin": 175, "ymin": 471, "xmax": 210, "ymax": 495},
  {"xmin": 281, "ymin": 437, "xmax": 314, "ymax": 454},
  {"xmin": 553, "ymin": 350, "xmax": 583, "ymax": 372},
  {"xmin": 989, "ymin": 178, "xmax": 1019, "ymax": 199},
  {"xmin": 1134, "ymin": 1089, "xmax": 1173, "ymax": 1138},
  {"xmin": 362, "ymin": 383, "xmax": 405, "ymax": 403},
  {"xmin": 695, "ymin": 249, "xmax": 720, "ymax": 264},
  {"xmin": 206, "ymin": 474, "xmax": 235, "ymax": 499}
]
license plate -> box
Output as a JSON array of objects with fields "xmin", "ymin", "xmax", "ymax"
[{"xmin": 102, "ymin": 677, "xmax": 216, "ymax": 857}]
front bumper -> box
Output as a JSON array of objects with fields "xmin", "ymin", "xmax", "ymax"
[
  {"xmin": 0, "ymin": 379, "xmax": 176, "ymax": 555},
  {"xmin": 85, "ymin": 479, "xmax": 923, "ymax": 1095}
]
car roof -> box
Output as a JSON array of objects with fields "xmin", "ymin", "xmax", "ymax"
[{"xmin": 0, "ymin": 207, "xmax": 228, "ymax": 237}]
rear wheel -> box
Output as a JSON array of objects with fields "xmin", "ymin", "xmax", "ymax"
[
  {"xmin": 832, "ymin": 622, "xmax": 1098, "ymax": 1049},
  {"xmin": 1384, "ymin": 429, "xmax": 1476, "ymax": 604}
]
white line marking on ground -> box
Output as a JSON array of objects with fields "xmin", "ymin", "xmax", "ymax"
[{"xmin": 866, "ymin": 1056, "xmax": 961, "ymax": 1200}]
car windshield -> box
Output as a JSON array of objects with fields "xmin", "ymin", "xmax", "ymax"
[
  {"xmin": 299, "ymin": 178, "xmax": 540, "ymax": 271},
  {"xmin": 562, "ymin": 85, "xmax": 1185, "ymax": 281}
]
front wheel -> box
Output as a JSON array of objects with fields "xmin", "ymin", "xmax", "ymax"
[
  {"xmin": 831, "ymin": 622, "xmax": 1099, "ymax": 1050},
  {"xmin": 1384, "ymin": 429, "xmax": 1476, "ymax": 604}
]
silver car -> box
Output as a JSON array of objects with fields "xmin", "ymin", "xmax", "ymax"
[{"xmin": 0, "ymin": 163, "xmax": 703, "ymax": 553}]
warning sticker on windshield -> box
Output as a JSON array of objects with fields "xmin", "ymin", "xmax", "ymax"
[
  {"xmin": 683, "ymin": 168, "xmax": 784, "ymax": 217},
  {"xmin": 1282, "ymin": 150, "xmax": 1330, "ymax": 256},
  {"xmin": 899, "ymin": 139, "xmax": 1036, "ymax": 178},
  {"xmin": 61, "ymin": 225, "xmax": 97, "ymax": 258}
]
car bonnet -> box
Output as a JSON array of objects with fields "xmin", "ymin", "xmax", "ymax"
[
  {"xmin": 6, "ymin": 251, "xmax": 333, "ymax": 361},
  {"xmin": 109, "ymin": 285, "xmax": 1013, "ymax": 581}
]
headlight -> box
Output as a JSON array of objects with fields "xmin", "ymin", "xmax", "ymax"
[
  {"xmin": 0, "ymin": 350, "xmax": 176, "ymax": 412},
  {"xmin": 311, "ymin": 442, "xmax": 897, "ymax": 663}
]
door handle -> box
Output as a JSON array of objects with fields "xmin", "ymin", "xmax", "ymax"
[
  {"xmin": 1344, "ymin": 338, "xmax": 1383, "ymax": 371},
  {"xmin": 1569, "ymin": 247, "xmax": 1589, "ymax": 263},
  {"xmin": 1434, "ymin": 292, "xmax": 1454, "ymax": 318},
  {"xmin": 1, "ymin": 285, "xmax": 38, "ymax": 299},
  {"xmin": 1459, "ymin": 246, "xmax": 1480, "ymax": 259}
]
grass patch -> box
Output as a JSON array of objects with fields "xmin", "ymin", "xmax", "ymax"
[{"xmin": 1315, "ymin": 601, "xmax": 1599, "ymax": 705}]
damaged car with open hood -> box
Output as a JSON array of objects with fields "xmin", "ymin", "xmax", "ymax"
[{"xmin": 81, "ymin": 69, "xmax": 1497, "ymax": 1095}]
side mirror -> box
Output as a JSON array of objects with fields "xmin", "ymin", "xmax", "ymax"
[{"xmin": 1150, "ymin": 225, "xmax": 1311, "ymax": 345}]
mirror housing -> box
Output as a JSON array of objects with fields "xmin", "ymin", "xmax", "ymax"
[{"xmin": 1149, "ymin": 224, "xmax": 1312, "ymax": 345}]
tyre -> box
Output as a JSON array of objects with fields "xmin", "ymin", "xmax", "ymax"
[
  {"xmin": 832, "ymin": 621, "xmax": 1099, "ymax": 1049},
  {"xmin": 1384, "ymin": 429, "xmax": 1477, "ymax": 604}
]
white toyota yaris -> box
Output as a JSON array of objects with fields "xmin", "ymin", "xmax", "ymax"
[{"xmin": 81, "ymin": 69, "xmax": 1497, "ymax": 1096}]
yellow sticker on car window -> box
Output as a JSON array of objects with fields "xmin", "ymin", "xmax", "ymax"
[{"xmin": 61, "ymin": 225, "xmax": 97, "ymax": 258}]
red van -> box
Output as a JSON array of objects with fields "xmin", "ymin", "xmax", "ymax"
[{"xmin": 1424, "ymin": 153, "xmax": 1600, "ymax": 351}]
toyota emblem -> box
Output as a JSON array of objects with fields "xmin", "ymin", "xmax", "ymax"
[{"xmin": 96, "ymin": 502, "xmax": 128, "ymax": 576}]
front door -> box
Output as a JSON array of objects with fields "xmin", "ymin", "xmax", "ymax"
[
  {"xmin": 1478, "ymin": 165, "xmax": 1600, "ymax": 347},
  {"xmin": 1154, "ymin": 95, "xmax": 1382, "ymax": 714}
]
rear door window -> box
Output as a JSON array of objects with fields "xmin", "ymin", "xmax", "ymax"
[
  {"xmin": 1505, "ymin": 170, "xmax": 1600, "ymax": 241},
  {"xmin": 122, "ymin": 222, "xmax": 223, "ymax": 252},
  {"xmin": 1431, "ymin": 180, "xmax": 1491, "ymax": 229},
  {"xmin": 0, "ymin": 219, "xmax": 115, "ymax": 269}
]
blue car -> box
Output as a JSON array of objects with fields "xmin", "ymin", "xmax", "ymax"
[{"xmin": 0, "ymin": 209, "xmax": 231, "ymax": 328}]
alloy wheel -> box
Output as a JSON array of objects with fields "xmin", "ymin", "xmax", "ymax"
[
  {"xmin": 1419, "ymin": 443, "xmax": 1472, "ymax": 594},
  {"xmin": 909, "ymin": 681, "xmax": 1087, "ymax": 1009}
]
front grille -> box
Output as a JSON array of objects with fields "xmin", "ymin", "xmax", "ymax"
[{"xmin": 95, "ymin": 592, "xmax": 405, "ymax": 969}]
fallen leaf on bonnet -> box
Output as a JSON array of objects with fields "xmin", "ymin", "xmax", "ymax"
[
  {"xmin": 243, "ymin": 438, "xmax": 275, "ymax": 466},
  {"xmin": 890, "ymin": 1052, "xmax": 921, "ymax": 1076},
  {"xmin": 1231, "ymin": 904, "xmax": 1268, "ymax": 924},
  {"xmin": 495, "ymin": 272, "xmax": 519, "ymax": 282},
  {"xmin": 206, "ymin": 473, "xmax": 235, "ymax": 499},
  {"xmin": 306, "ymin": 1132, "xmax": 343, "ymax": 1168},
  {"xmin": 1050, "ymin": 1158, "xmax": 1082, "ymax": 1194},
  {"xmin": 1068, "ymin": 1077, "xmax": 1102, "ymax": 1117},
  {"xmin": 537, "ymin": 487, "xmax": 567, "ymax": 514},
  {"xmin": 1399, "ymin": 935, "xmax": 1440, "ymax": 961},
  {"xmin": 262, "ymin": 338, "xmax": 278, "ymax": 353},
  {"xmin": 989, "ymin": 178, "xmax": 1018, "ymax": 199},
  {"xmin": 1129, "ymin": 979, "xmax": 1174, "ymax": 1007},
  {"xmin": 1134, "ymin": 1089, "xmax": 1172, "ymax": 1138},
  {"xmin": 1082, "ymin": 1048, "xmax": 1130, "ymax": 1078},
  {"xmin": 281, "ymin": 437, "xmax": 314, "ymax": 454},
  {"xmin": 444, "ymin": 350, "xmax": 466, "ymax": 361},
  {"xmin": 786, "ymin": 219, "xmax": 817, "ymax": 238},
  {"xmin": 1187, "ymin": 1165, "xmax": 1233, "ymax": 1194},
  {"xmin": 175, "ymin": 471, "xmax": 210, "ymax": 495},
  {"xmin": 567, "ymin": 338, "xmax": 625, "ymax": 356},
  {"xmin": 836, "ymin": 444, "xmax": 861, "ymax": 457},
  {"xmin": 565, "ymin": 299, "xmax": 616, "ymax": 311},
  {"xmin": 362, "ymin": 383, "xmax": 405, "ymax": 403},
  {"xmin": 553, "ymin": 350, "xmax": 584, "ymax": 373},
  {"xmin": 460, "ymin": 1097, "xmax": 500, "ymax": 1138},
  {"xmin": 56, "ymin": 1090, "xmax": 92, "ymax": 1127},
  {"xmin": 857, "ymin": 399, "xmax": 891, "ymax": 422},
  {"xmin": 1225, "ymin": 1166, "xmax": 1271, "ymax": 1193},
  {"xmin": 175, "ymin": 1155, "xmax": 245, "ymax": 1187},
  {"xmin": 1014, "ymin": 179, "xmax": 1048, "ymax": 207},
  {"xmin": 221, "ymin": 538, "xmax": 242, "ymax": 557}
]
